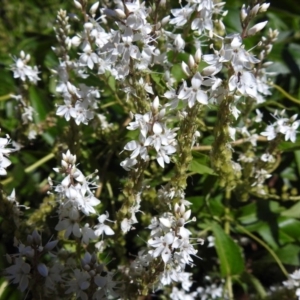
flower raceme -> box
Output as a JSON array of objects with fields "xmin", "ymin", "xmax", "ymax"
[
  {"xmin": 121, "ymin": 97, "xmax": 178, "ymax": 170},
  {"xmin": 5, "ymin": 0, "xmax": 300, "ymax": 299}
]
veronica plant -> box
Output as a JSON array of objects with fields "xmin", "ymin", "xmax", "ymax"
[{"xmin": 1, "ymin": 0, "xmax": 300, "ymax": 299}]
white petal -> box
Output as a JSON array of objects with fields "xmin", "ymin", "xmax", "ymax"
[
  {"xmin": 196, "ymin": 90, "xmax": 208, "ymax": 104},
  {"xmin": 159, "ymin": 217, "xmax": 171, "ymax": 228},
  {"xmin": 161, "ymin": 247, "xmax": 171, "ymax": 263},
  {"xmin": 104, "ymin": 225, "xmax": 114, "ymax": 235},
  {"xmin": 191, "ymin": 72, "xmax": 202, "ymax": 89},
  {"xmin": 124, "ymin": 140, "xmax": 138, "ymax": 151}
]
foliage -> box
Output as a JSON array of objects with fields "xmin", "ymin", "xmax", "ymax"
[{"xmin": 1, "ymin": 0, "xmax": 300, "ymax": 299}]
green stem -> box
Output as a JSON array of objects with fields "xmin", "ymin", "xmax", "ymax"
[
  {"xmin": 270, "ymin": 83, "xmax": 300, "ymax": 105},
  {"xmin": 1, "ymin": 153, "xmax": 55, "ymax": 185},
  {"xmin": 100, "ymin": 101, "xmax": 118, "ymax": 109},
  {"xmin": 236, "ymin": 223, "xmax": 289, "ymax": 278},
  {"xmin": 224, "ymin": 189, "xmax": 233, "ymax": 300},
  {"xmin": 0, "ymin": 94, "xmax": 12, "ymax": 101}
]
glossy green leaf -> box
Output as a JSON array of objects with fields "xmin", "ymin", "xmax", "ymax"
[
  {"xmin": 211, "ymin": 222, "xmax": 244, "ymax": 276},
  {"xmin": 281, "ymin": 201, "xmax": 300, "ymax": 218},
  {"xmin": 271, "ymin": 244, "xmax": 300, "ymax": 266}
]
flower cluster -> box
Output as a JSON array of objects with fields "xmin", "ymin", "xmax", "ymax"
[
  {"xmin": 283, "ymin": 270, "xmax": 300, "ymax": 299},
  {"xmin": 261, "ymin": 110, "xmax": 299, "ymax": 143},
  {"xmin": 4, "ymin": 0, "xmax": 300, "ymax": 299},
  {"xmin": 0, "ymin": 133, "xmax": 17, "ymax": 176},
  {"xmin": 5, "ymin": 230, "xmax": 58, "ymax": 292},
  {"xmin": 10, "ymin": 51, "xmax": 40, "ymax": 84},
  {"xmin": 129, "ymin": 200, "xmax": 202, "ymax": 289},
  {"xmin": 121, "ymin": 97, "xmax": 177, "ymax": 170},
  {"xmin": 170, "ymin": 276, "xmax": 227, "ymax": 300},
  {"xmin": 51, "ymin": 150, "xmax": 114, "ymax": 245}
]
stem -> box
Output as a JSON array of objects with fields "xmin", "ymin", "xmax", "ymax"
[
  {"xmin": 0, "ymin": 152, "xmax": 55, "ymax": 185},
  {"xmin": 0, "ymin": 93, "xmax": 12, "ymax": 101},
  {"xmin": 226, "ymin": 276, "xmax": 233, "ymax": 300},
  {"xmin": 194, "ymin": 136, "xmax": 268, "ymax": 151},
  {"xmin": 270, "ymin": 83, "xmax": 300, "ymax": 105},
  {"xmin": 236, "ymin": 223, "xmax": 289, "ymax": 278},
  {"xmin": 224, "ymin": 189, "xmax": 233, "ymax": 300}
]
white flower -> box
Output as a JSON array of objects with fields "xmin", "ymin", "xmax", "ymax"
[
  {"xmin": 170, "ymin": 5, "xmax": 194, "ymax": 27},
  {"xmin": 0, "ymin": 156, "xmax": 11, "ymax": 176},
  {"xmin": 11, "ymin": 51, "xmax": 40, "ymax": 84},
  {"xmin": 148, "ymin": 232, "xmax": 175, "ymax": 263},
  {"xmin": 261, "ymin": 124, "xmax": 276, "ymax": 140},
  {"xmin": 81, "ymin": 223, "xmax": 97, "ymax": 244},
  {"xmin": 56, "ymin": 100, "xmax": 77, "ymax": 121},
  {"xmin": 65, "ymin": 269, "xmax": 90, "ymax": 300},
  {"xmin": 94, "ymin": 212, "xmax": 115, "ymax": 237},
  {"xmin": 5, "ymin": 257, "xmax": 31, "ymax": 292},
  {"xmin": 228, "ymin": 71, "xmax": 257, "ymax": 99},
  {"xmin": 178, "ymin": 72, "xmax": 208, "ymax": 107},
  {"xmin": 254, "ymin": 109, "xmax": 263, "ymax": 122},
  {"xmin": 55, "ymin": 218, "xmax": 82, "ymax": 238}
]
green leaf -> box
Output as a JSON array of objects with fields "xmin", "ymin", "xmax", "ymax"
[
  {"xmin": 278, "ymin": 217, "xmax": 300, "ymax": 240},
  {"xmin": 211, "ymin": 222, "xmax": 244, "ymax": 276},
  {"xmin": 189, "ymin": 152, "xmax": 216, "ymax": 175},
  {"xmin": 281, "ymin": 201, "xmax": 300, "ymax": 218},
  {"xmin": 237, "ymin": 202, "xmax": 258, "ymax": 225},
  {"xmin": 262, "ymin": 244, "xmax": 300, "ymax": 266},
  {"xmin": 29, "ymin": 86, "xmax": 48, "ymax": 122},
  {"xmin": 295, "ymin": 150, "xmax": 300, "ymax": 175}
]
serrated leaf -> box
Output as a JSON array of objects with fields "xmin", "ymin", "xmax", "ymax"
[{"xmin": 211, "ymin": 222, "xmax": 244, "ymax": 276}]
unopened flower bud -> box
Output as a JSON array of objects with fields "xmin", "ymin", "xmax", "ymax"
[
  {"xmin": 115, "ymin": 8, "xmax": 126, "ymax": 19},
  {"xmin": 177, "ymin": 218, "xmax": 185, "ymax": 227},
  {"xmin": 250, "ymin": 3, "xmax": 260, "ymax": 17},
  {"xmin": 195, "ymin": 48, "xmax": 202, "ymax": 64},
  {"xmin": 84, "ymin": 22, "xmax": 93, "ymax": 30},
  {"xmin": 218, "ymin": 19, "xmax": 226, "ymax": 31},
  {"xmin": 247, "ymin": 21, "xmax": 268, "ymax": 36},
  {"xmin": 159, "ymin": 0, "xmax": 166, "ymax": 7},
  {"xmin": 259, "ymin": 3, "xmax": 270, "ymax": 13},
  {"xmin": 262, "ymin": 61, "xmax": 273, "ymax": 67},
  {"xmin": 152, "ymin": 96, "xmax": 160, "ymax": 112},
  {"xmin": 32, "ymin": 230, "xmax": 41, "ymax": 245},
  {"xmin": 44, "ymin": 240, "xmax": 58, "ymax": 251},
  {"xmin": 89, "ymin": 2, "xmax": 99, "ymax": 16},
  {"xmin": 25, "ymin": 54, "xmax": 31, "ymax": 62},
  {"xmin": 72, "ymin": 36, "xmax": 81, "ymax": 47},
  {"xmin": 188, "ymin": 55, "xmax": 195, "ymax": 69},
  {"xmin": 37, "ymin": 263, "xmax": 48, "ymax": 277},
  {"xmin": 162, "ymin": 16, "xmax": 170, "ymax": 26},
  {"xmin": 174, "ymin": 34, "xmax": 185, "ymax": 52},
  {"xmin": 181, "ymin": 61, "xmax": 191, "ymax": 77},
  {"xmin": 179, "ymin": 203, "xmax": 185, "ymax": 215},
  {"xmin": 73, "ymin": 0, "xmax": 82, "ymax": 10},
  {"xmin": 240, "ymin": 4, "xmax": 248, "ymax": 22}
]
